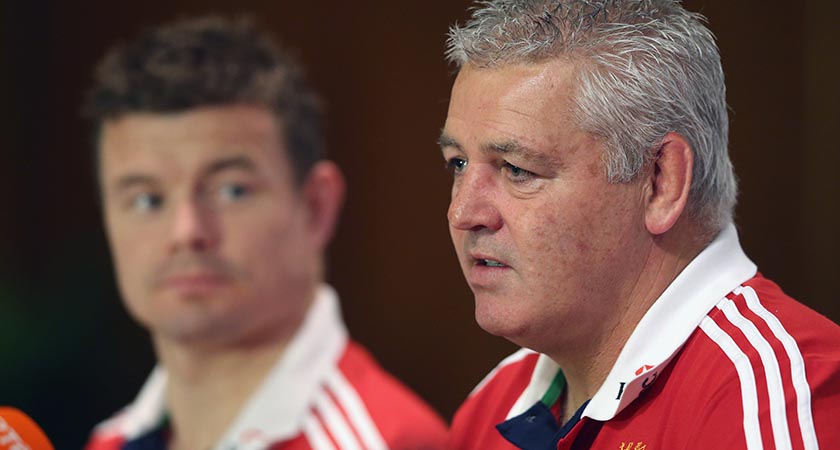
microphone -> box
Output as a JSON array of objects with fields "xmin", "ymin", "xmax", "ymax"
[{"xmin": 0, "ymin": 407, "xmax": 54, "ymax": 450}]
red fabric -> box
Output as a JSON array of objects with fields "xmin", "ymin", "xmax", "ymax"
[
  {"xmin": 337, "ymin": 342, "xmax": 448, "ymax": 450},
  {"xmin": 448, "ymin": 353, "xmax": 539, "ymax": 450},
  {"xmin": 448, "ymin": 274, "xmax": 840, "ymax": 449},
  {"xmin": 85, "ymin": 434, "xmax": 124, "ymax": 450},
  {"xmin": 86, "ymin": 340, "xmax": 447, "ymax": 450}
]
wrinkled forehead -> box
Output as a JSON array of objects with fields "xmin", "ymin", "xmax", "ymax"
[
  {"xmin": 452, "ymin": 59, "xmax": 583, "ymax": 117},
  {"xmin": 445, "ymin": 60, "xmax": 586, "ymax": 149}
]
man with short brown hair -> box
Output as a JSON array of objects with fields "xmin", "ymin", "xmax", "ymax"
[{"xmin": 84, "ymin": 16, "xmax": 446, "ymax": 450}]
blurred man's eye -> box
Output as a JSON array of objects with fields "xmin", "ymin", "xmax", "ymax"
[
  {"xmin": 218, "ymin": 183, "xmax": 251, "ymax": 202},
  {"xmin": 132, "ymin": 192, "xmax": 164, "ymax": 212}
]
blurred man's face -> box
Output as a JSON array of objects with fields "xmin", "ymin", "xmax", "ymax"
[
  {"xmin": 440, "ymin": 61, "xmax": 651, "ymax": 353},
  {"xmin": 101, "ymin": 105, "xmax": 318, "ymax": 347}
]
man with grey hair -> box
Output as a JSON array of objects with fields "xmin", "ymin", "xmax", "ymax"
[{"xmin": 439, "ymin": 1, "xmax": 840, "ymax": 448}]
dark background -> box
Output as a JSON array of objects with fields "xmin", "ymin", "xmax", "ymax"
[{"xmin": 1, "ymin": 1, "xmax": 837, "ymax": 448}]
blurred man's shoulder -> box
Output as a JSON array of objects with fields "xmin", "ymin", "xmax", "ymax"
[{"xmin": 332, "ymin": 340, "xmax": 448, "ymax": 449}]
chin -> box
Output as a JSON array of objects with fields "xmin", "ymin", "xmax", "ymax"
[{"xmin": 473, "ymin": 294, "xmax": 531, "ymax": 342}]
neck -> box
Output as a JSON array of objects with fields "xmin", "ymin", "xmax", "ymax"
[
  {"xmin": 153, "ymin": 328, "xmax": 293, "ymax": 450},
  {"xmin": 554, "ymin": 220, "xmax": 711, "ymax": 421}
]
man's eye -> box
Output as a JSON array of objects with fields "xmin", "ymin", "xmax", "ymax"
[
  {"xmin": 132, "ymin": 193, "xmax": 163, "ymax": 212},
  {"xmin": 219, "ymin": 183, "xmax": 250, "ymax": 201},
  {"xmin": 446, "ymin": 157, "xmax": 468, "ymax": 174},
  {"xmin": 503, "ymin": 162, "xmax": 536, "ymax": 182}
]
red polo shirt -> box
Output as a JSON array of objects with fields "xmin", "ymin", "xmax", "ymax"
[
  {"xmin": 86, "ymin": 286, "xmax": 447, "ymax": 450},
  {"xmin": 449, "ymin": 225, "xmax": 840, "ymax": 449}
]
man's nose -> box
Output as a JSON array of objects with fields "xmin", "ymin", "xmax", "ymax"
[
  {"xmin": 447, "ymin": 167, "xmax": 503, "ymax": 232},
  {"xmin": 169, "ymin": 198, "xmax": 220, "ymax": 253}
]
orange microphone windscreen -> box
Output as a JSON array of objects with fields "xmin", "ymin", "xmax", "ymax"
[{"xmin": 0, "ymin": 407, "xmax": 55, "ymax": 450}]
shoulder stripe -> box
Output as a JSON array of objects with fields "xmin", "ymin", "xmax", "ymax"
[
  {"xmin": 736, "ymin": 286, "xmax": 819, "ymax": 450},
  {"xmin": 700, "ymin": 315, "xmax": 764, "ymax": 450},
  {"xmin": 313, "ymin": 387, "xmax": 363, "ymax": 450},
  {"xmin": 325, "ymin": 368, "xmax": 389, "ymax": 450},
  {"xmin": 471, "ymin": 348, "xmax": 536, "ymax": 397},
  {"xmin": 718, "ymin": 298, "xmax": 792, "ymax": 450},
  {"xmin": 302, "ymin": 412, "xmax": 338, "ymax": 450}
]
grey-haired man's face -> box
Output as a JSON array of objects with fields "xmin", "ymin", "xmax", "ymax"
[{"xmin": 440, "ymin": 61, "xmax": 652, "ymax": 352}]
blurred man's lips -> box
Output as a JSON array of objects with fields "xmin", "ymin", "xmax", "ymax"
[{"xmin": 160, "ymin": 273, "xmax": 228, "ymax": 296}]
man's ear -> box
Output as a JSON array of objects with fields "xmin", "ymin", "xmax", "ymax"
[
  {"xmin": 645, "ymin": 132, "xmax": 693, "ymax": 235},
  {"xmin": 301, "ymin": 160, "xmax": 345, "ymax": 251}
]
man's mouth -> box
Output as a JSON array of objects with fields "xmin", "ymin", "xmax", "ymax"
[
  {"xmin": 476, "ymin": 258, "xmax": 507, "ymax": 268},
  {"xmin": 158, "ymin": 272, "xmax": 230, "ymax": 294}
]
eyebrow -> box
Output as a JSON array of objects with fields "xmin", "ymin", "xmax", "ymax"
[
  {"xmin": 486, "ymin": 140, "xmax": 558, "ymax": 169},
  {"xmin": 437, "ymin": 131, "xmax": 460, "ymax": 152},
  {"xmin": 202, "ymin": 155, "xmax": 257, "ymax": 176},
  {"xmin": 438, "ymin": 131, "xmax": 561, "ymax": 170},
  {"xmin": 113, "ymin": 174, "xmax": 158, "ymax": 192}
]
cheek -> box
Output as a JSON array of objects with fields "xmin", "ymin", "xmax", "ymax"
[
  {"xmin": 107, "ymin": 232, "xmax": 159, "ymax": 324},
  {"xmin": 512, "ymin": 209, "xmax": 568, "ymax": 277},
  {"xmin": 227, "ymin": 211, "xmax": 312, "ymax": 278},
  {"xmin": 108, "ymin": 228, "xmax": 153, "ymax": 285},
  {"xmin": 517, "ymin": 204, "xmax": 581, "ymax": 251},
  {"xmin": 511, "ymin": 201, "xmax": 605, "ymax": 284}
]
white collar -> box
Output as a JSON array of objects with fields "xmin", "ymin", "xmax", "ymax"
[
  {"xmin": 104, "ymin": 284, "xmax": 348, "ymax": 449},
  {"xmin": 506, "ymin": 224, "xmax": 757, "ymax": 421}
]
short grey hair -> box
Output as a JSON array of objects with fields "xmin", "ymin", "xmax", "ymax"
[{"xmin": 447, "ymin": 0, "xmax": 736, "ymax": 231}]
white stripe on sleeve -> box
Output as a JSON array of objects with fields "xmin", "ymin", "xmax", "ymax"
[
  {"xmin": 700, "ymin": 315, "xmax": 764, "ymax": 450},
  {"xmin": 737, "ymin": 286, "xmax": 819, "ymax": 450},
  {"xmin": 718, "ymin": 299, "xmax": 792, "ymax": 450},
  {"xmin": 302, "ymin": 412, "xmax": 338, "ymax": 450},
  {"xmin": 325, "ymin": 368, "xmax": 389, "ymax": 450},
  {"xmin": 313, "ymin": 387, "xmax": 364, "ymax": 450}
]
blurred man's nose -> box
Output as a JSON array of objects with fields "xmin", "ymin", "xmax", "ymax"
[
  {"xmin": 447, "ymin": 167, "xmax": 503, "ymax": 232},
  {"xmin": 169, "ymin": 198, "xmax": 220, "ymax": 253}
]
